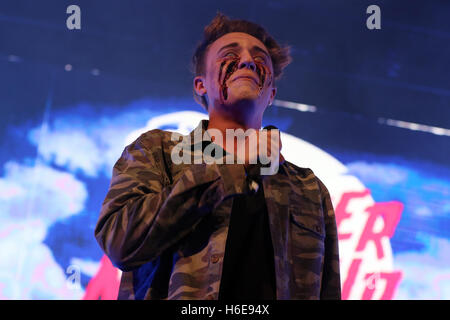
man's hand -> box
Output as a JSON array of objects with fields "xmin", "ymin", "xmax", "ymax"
[
  {"xmin": 209, "ymin": 126, "xmax": 285, "ymax": 169},
  {"xmin": 237, "ymin": 127, "xmax": 284, "ymax": 169}
]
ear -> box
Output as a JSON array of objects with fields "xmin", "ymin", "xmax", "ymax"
[
  {"xmin": 268, "ymin": 86, "xmax": 277, "ymax": 106},
  {"xmin": 194, "ymin": 76, "xmax": 207, "ymax": 97}
]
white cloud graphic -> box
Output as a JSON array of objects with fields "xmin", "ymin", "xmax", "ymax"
[
  {"xmin": 0, "ymin": 161, "xmax": 88, "ymax": 299},
  {"xmin": 346, "ymin": 161, "xmax": 409, "ymax": 185},
  {"xmin": 0, "ymin": 161, "xmax": 87, "ymax": 222},
  {"xmin": 27, "ymin": 108, "xmax": 161, "ymax": 178},
  {"xmin": 394, "ymin": 234, "xmax": 450, "ymax": 299},
  {"xmin": 29, "ymin": 128, "xmax": 103, "ymax": 177}
]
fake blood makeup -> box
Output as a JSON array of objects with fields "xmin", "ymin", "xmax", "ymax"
[{"xmin": 217, "ymin": 57, "xmax": 273, "ymax": 103}]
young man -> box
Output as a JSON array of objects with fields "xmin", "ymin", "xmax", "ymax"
[{"xmin": 95, "ymin": 13, "xmax": 341, "ymax": 300}]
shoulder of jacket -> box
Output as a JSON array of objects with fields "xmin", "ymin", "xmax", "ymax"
[
  {"xmin": 284, "ymin": 160, "xmax": 330, "ymax": 192},
  {"xmin": 285, "ymin": 161, "xmax": 331, "ymax": 196},
  {"xmin": 283, "ymin": 161, "xmax": 331, "ymax": 204},
  {"xmin": 132, "ymin": 128, "xmax": 180, "ymax": 151},
  {"xmin": 283, "ymin": 160, "xmax": 316, "ymax": 180}
]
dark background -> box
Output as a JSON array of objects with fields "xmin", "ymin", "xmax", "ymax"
[{"xmin": 1, "ymin": 0, "xmax": 449, "ymax": 125}]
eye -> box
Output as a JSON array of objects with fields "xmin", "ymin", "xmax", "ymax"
[
  {"xmin": 224, "ymin": 52, "xmax": 238, "ymax": 58},
  {"xmin": 254, "ymin": 56, "xmax": 266, "ymax": 63}
]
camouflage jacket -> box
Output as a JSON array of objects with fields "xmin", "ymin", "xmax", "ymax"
[{"xmin": 95, "ymin": 119, "xmax": 341, "ymax": 300}]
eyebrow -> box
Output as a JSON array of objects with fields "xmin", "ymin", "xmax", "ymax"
[{"xmin": 217, "ymin": 42, "xmax": 270, "ymax": 59}]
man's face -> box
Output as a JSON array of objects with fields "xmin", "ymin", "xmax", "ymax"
[{"xmin": 195, "ymin": 32, "xmax": 277, "ymax": 120}]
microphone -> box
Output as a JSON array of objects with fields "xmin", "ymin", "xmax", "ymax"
[
  {"xmin": 263, "ymin": 125, "xmax": 279, "ymax": 131},
  {"xmin": 262, "ymin": 124, "xmax": 285, "ymax": 166},
  {"xmin": 245, "ymin": 124, "xmax": 284, "ymax": 183}
]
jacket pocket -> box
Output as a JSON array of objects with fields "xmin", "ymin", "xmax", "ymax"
[
  {"xmin": 289, "ymin": 205, "xmax": 325, "ymax": 240},
  {"xmin": 288, "ymin": 204, "xmax": 326, "ymax": 298}
]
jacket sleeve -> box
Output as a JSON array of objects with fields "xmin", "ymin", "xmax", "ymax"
[
  {"xmin": 94, "ymin": 130, "xmax": 246, "ymax": 272},
  {"xmin": 317, "ymin": 177, "xmax": 342, "ymax": 299}
]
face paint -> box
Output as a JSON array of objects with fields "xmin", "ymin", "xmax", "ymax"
[
  {"xmin": 218, "ymin": 58, "xmax": 239, "ymax": 101},
  {"xmin": 255, "ymin": 61, "xmax": 273, "ymax": 95},
  {"xmin": 217, "ymin": 56, "xmax": 273, "ymax": 103}
]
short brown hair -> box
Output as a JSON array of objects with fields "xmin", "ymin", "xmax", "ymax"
[{"xmin": 192, "ymin": 12, "xmax": 292, "ymax": 110}]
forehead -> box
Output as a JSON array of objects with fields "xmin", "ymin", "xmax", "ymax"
[{"xmin": 207, "ymin": 32, "xmax": 269, "ymax": 56}]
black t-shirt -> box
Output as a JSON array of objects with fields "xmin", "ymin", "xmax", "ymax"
[{"xmin": 218, "ymin": 165, "xmax": 277, "ymax": 300}]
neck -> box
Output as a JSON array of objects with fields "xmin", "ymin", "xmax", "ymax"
[
  {"xmin": 207, "ymin": 107, "xmax": 262, "ymax": 154},
  {"xmin": 207, "ymin": 108, "xmax": 262, "ymax": 133}
]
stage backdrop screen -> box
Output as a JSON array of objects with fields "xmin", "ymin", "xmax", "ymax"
[{"xmin": 0, "ymin": 0, "xmax": 449, "ymax": 300}]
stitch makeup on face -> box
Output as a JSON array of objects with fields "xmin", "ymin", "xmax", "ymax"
[
  {"xmin": 217, "ymin": 56, "xmax": 273, "ymax": 103},
  {"xmin": 218, "ymin": 58, "xmax": 239, "ymax": 102},
  {"xmin": 255, "ymin": 61, "xmax": 272, "ymax": 96}
]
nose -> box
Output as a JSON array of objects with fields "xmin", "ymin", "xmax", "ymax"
[{"xmin": 238, "ymin": 51, "xmax": 256, "ymax": 72}]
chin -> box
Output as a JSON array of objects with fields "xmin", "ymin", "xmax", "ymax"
[
  {"xmin": 226, "ymin": 97, "xmax": 258, "ymax": 110},
  {"xmin": 227, "ymin": 90, "xmax": 260, "ymax": 105},
  {"xmin": 223, "ymin": 96, "xmax": 262, "ymax": 120}
]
